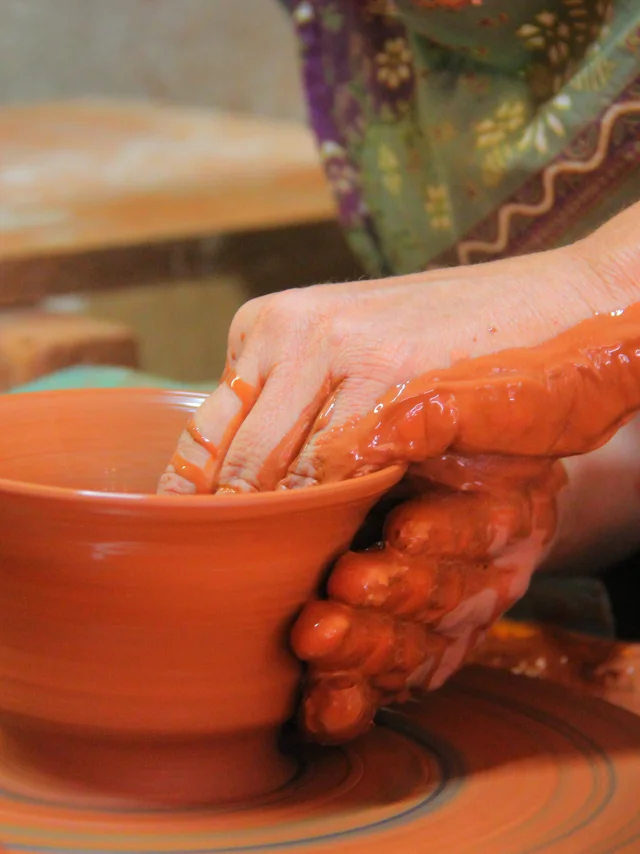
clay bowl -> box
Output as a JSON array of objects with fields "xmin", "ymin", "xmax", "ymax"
[{"xmin": 0, "ymin": 388, "xmax": 402, "ymax": 807}]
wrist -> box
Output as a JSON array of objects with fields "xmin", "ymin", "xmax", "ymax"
[
  {"xmin": 570, "ymin": 201, "xmax": 640, "ymax": 307},
  {"xmin": 541, "ymin": 415, "xmax": 640, "ymax": 576}
]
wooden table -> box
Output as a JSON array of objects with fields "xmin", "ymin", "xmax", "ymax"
[
  {"xmin": 0, "ymin": 99, "xmax": 336, "ymax": 388},
  {"xmin": 0, "ymin": 99, "xmax": 335, "ymax": 261}
]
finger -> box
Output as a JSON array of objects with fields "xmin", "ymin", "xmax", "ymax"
[
  {"xmin": 385, "ymin": 490, "xmax": 530, "ymax": 560},
  {"xmin": 300, "ymin": 673, "xmax": 377, "ymax": 743},
  {"xmin": 428, "ymin": 623, "xmax": 488, "ymax": 691},
  {"xmin": 158, "ymin": 356, "xmax": 260, "ymax": 495},
  {"xmin": 215, "ymin": 361, "xmax": 332, "ymax": 493},
  {"xmin": 323, "ymin": 490, "xmax": 526, "ymax": 619},
  {"xmin": 291, "ymin": 600, "xmax": 446, "ymax": 684},
  {"xmin": 226, "ymin": 297, "xmax": 265, "ymax": 365},
  {"xmin": 157, "ymin": 294, "xmax": 266, "ymax": 495},
  {"xmin": 294, "ymin": 602, "xmax": 448, "ymax": 742},
  {"xmin": 280, "ymin": 376, "xmax": 394, "ymax": 488},
  {"xmin": 291, "ymin": 601, "xmax": 401, "ymax": 673},
  {"xmin": 327, "ymin": 549, "xmax": 466, "ymax": 625}
]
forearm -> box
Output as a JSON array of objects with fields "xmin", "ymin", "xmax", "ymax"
[
  {"xmin": 542, "ymin": 415, "xmax": 640, "ymax": 576},
  {"xmin": 510, "ymin": 202, "xmax": 640, "ymax": 575},
  {"xmin": 395, "ymin": 203, "xmax": 640, "ymax": 370},
  {"xmin": 396, "ymin": 203, "xmax": 640, "ymax": 575},
  {"xmin": 575, "ymin": 200, "xmax": 640, "ymax": 300},
  {"xmin": 539, "ymin": 203, "xmax": 640, "ymax": 573}
]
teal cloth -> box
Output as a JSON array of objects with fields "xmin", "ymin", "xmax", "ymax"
[{"xmin": 9, "ymin": 366, "xmax": 217, "ymax": 394}]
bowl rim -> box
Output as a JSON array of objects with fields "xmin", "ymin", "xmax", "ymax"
[{"xmin": 0, "ymin": 387, "xmax": 405, "ymax": 509}]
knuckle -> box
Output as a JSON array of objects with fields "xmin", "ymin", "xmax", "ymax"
[
  {"xmin": 227, "ymin": 295, "xmax": 274, "ymax": 356},
  {"xmin": 326, "ymin": 312, "xmax": 351, "ymax": 349},
  {"xmin": 291, "ymin": 600, "xmax": 353, "ymax": 663},
  {"xmin": 258, "ymin": 288, "xmax": 321, "ymax": 336},
  {"xmin": 282, "ymin": 456, "xmax": 317, "ymax": 488},
  {"xmin": 301, "ymin": 672, "xmax": 374, "ymax": 742},
  {"xmin": 217, "ymin": 464, "xmax": 260, "ymax": 494},
  {"xmin": 228, "ymin": 297, "xmax": 261, "ymax": 347},
  {"xmin": 327, "ymin": 317, "xmax": 377, "ymax": 369}
]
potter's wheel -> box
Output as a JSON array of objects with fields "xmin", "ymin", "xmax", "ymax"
[{"xmin": 0, "ymin": 665, "xmax": 638, "ymax": 854}]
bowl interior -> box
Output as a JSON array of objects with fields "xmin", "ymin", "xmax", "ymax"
[{"xmin": 0, "ymin": 388, "xmax": 204, "ymax": 494}]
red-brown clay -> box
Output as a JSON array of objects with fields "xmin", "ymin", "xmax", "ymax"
[
  {"xmin": 0, "ymin": 652, "xmax": 638, "ymax": 853},
  {"xmin": 291, "ymin": 304, "xmax": 640, "ymax": 742},
  {"xmin": 298, "ymin": 303, "xmax": 640, "ymax": 483},
  {"xmin": 471, "ymin": 618, "xmax": 640, "ymax": 717},
  {"xmin": 0, "ymin": 388, "xmax": 402, "ymax": 807},
  {"xmin": 292, "ymin": 462, "xmax": 564, "ymax": 742}
]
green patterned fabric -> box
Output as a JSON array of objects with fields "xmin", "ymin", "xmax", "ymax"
[{"xmin": 284, "ymin": 0, "xmax": 640, "ymax": 274}]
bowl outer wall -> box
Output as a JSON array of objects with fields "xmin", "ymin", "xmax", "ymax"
[{"xmin": 0, "ymin": 388, "xmax": 403, "ymax": 736}]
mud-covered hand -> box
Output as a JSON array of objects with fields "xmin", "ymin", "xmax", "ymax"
[
  {"xmin": 157, "ymin": 206, "xmax": 639, "ymax": 495},
  {"xmin": 286, "ymin": 275, "xmax": 640, "ymax": 743},
  {"xmin": 291, "ymin": 457, "xmax": 564, "ymax": 743},
  {"xmin": 155, "ymin": 204, "xmax": 640, "ymax": 740}
]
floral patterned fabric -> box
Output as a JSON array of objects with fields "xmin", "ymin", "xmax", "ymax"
[{"xmin": 281, "ymin": 0, "xmax": 640, "ymax": 275}]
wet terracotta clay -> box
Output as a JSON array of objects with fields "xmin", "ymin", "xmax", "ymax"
[
  {"xmin": 0, "ymin": 388, "xmax": 402, "ymax": 807},
  {"xmin": 471, "ymin": 617, "xmax": 640, "ymax": 716},
  {"xmin": 161, "ymin": 301, "xmax": 640, "ymax": 742},
  {"xmin": 304, "ymin": 302, "xmax": 640, "ymax": 484},
  {"xmin": 291, "ymin": 463, "xmax": 565, "ymax": 741},
  {"xmin": 0, "ymin": 657, "xmax": 638, "ymax": 853},
  {"xmin": 286, "ymin": 304, "xmax": 640, "ymax": 741}
]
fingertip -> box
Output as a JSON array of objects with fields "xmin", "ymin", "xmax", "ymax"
[
  {"xmin": 327, "ymin": 549, "xmax": 398, "ymax": 608},
  {"xmin": 291, "ymin": 601, "xmax": 352, "ymax": 662},
  {"xmin": 160, "ymin": 430, "xmax": 217, "ymax": 495},
  {"xmin": 277, "ymin": 472, "xmax": 318, "ymax": 490},
  {"xmin": 160, "ymin": 376, "xmax": 254, "ymax": 495},
  {"xmin": 157, "ymin": 470, "xmax": 197, "ymax": 495},
  {"xmin": 301, "ymin": 675, "xmax": 375, "ymax": 744},
  {"xmin": 215, "ymin": 476, "xmax": 258, "ymax": 494}
]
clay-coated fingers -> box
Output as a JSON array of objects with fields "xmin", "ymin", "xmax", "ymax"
[
  {"xmin": 291, "ymin": 600, "xmax": 447, "ymax": 686},
  {"xmin": 327, "ymin": 548, "xmax": 465, "ymax": 625},
  {"xmin": 215, "ymin": 363, "xmax": 332, "ymax": 493},
  {"xmin": 300, "ymin": 673, "xmax": 378, "ymax": 743},
  {"xmin": 295, "ymin": 607, "xmax": 449, "ymax": 742},
  {"xmin": 385, "ymin": 489, "xmax": 531, "ymax": 560},
  {"xmin": 157, "ymin": 295, "xmax": 273, "ymax": 494},
  {"xmin": 319, "ymin": 488, "xmax": 531, "ymax": 627},
  {"xmin": 279, "ymin": 376, "xmax": 395, "ymax": 488},
  {"xmin": 157, "ymin": 354, "xmax": 260, "ymax": 494},
  {"xmin": 292, "ymin": 601, "xmax": 400, "ymax": 673}
]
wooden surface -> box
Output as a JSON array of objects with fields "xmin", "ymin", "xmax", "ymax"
[
  {"xmin": 0, "ymin": 311, "xmax": 138, "ymax": 389},
  {"xmin": 0, "ymin": 99, "xmax": 335, "ymax": 260}
]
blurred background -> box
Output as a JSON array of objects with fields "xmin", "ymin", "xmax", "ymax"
[
  {"xmin": 1, "ymin": 0, "xmax": 303, "ymax": 116},
  {"xmin": 0, "ymin": 0, "xmax": 361, "ymax": 389}
]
